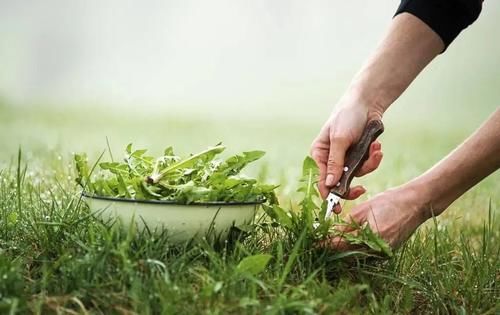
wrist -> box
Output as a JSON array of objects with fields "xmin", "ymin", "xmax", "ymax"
[
  {"xmin": 402, "ymin": 174, "xmax": 450, "ymax": 222},
  {"xmin": 337, "ymin": 87, "xmax": 385, "ymax": 121},
  {"xmin": 342, "ymin": 83, "xmax": 387, "ymax": 120},
  {"xmin": 389, "ymin": 183, "xmax": 430, "ymax": 225}
]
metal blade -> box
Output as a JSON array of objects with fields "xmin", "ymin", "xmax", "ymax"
[{"xmin": 325, "ymin": 192, "xmax": 341, "ymax": 219}]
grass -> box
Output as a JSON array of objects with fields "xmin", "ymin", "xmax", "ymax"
[{"xmin": 0, "ymin": 104, "xmax": 499, "ymax": 314}]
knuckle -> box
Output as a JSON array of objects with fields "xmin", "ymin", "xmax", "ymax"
[
  {"xmin": 327, "ymin": 158, "xmax": 342, "ymax": 168},
  {"xmin": 310, "ymin": 144, "xmax": 319, "ymax": 156},
  {"xmin": 329, "ymin": 134, "xmax": 350, "ymax": 145},
  {"xmin": 310, "ymin": 139, "xmax": 324, "ymax": 155},
  {"xmin": 310, "ymin": 150, "xmax": 322, "ymax": 161}
]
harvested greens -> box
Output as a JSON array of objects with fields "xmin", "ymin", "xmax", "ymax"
[{"xmin": 74, "ymin": 144, "xmax": 278, "ymax": 204}]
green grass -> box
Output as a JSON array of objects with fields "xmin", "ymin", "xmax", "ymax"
[{"xmin": 0, "ymin": 104, "xmax": 499, "ymax": 314}]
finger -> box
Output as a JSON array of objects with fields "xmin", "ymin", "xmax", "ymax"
[
  {"xmin": 332, "ymin": 221, "xmax": 357, "ymax": 234},
  {"xmin": 320, "ymin": 229, "xmax": 366, "ymax": 251},
  {"xmin": 326, "ymin": 136, "xmax": 350, "ymax": 187},
  {"xmin": 334, "ymin": 208, "xmax": 366, "ymax": 233},
  {"xmin": 356, "ymin": 142, "xmax": 383, "ymax": 177},
  {"xmin": 318, "ymin": 180, "xmax": 330, "ymax": 199},
  {"xmin": 371, "ymin": 140, "xmax": 381, "ymax": 152},
  {"xmin": 332, "ymin": 203, "xmax": 342, "ymax": 214},
  {"xmin": 316, "ymin": 164, "xmax": 330, "ymax": 199},
  {"xmin": 348, "ymin": 207, "xmax": 368, "ymax": 224},
  {"xmin": 323, "ymin": 236, "xmax": 352, "ymax": 251},
  {"xmin": 326, "ymin": 235, "xmax": 370, "ymax": 252},
  {"xmin": 323, "ymin": 220, "xmax": 364, "ymax": 250},
  {"xmin": 344, "ymin": 185, "xmax": 366, "ymax": 200},
  {"xmin": 328, "ymin": 187, "xmax": 363, "ymax": 215},
  {"xmin": 311, "ymin": 148, "xmax": 330, "ymax": 199},
  {"xmin": 320, "ymin": 206, "xmax": 371, "ymax": 250}
]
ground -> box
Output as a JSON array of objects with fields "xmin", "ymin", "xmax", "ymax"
[{"xmin": 0, "ymin": 104, "xmax": 498, "ymax": 314}]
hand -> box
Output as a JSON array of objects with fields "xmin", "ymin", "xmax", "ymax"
[
  {"xmin": 327, "ymin": 185, "xmax": 429, "ymax": 250},
  {"xmin": 311, "ymin": 99, "xmax": 384, "ymax": 203}
]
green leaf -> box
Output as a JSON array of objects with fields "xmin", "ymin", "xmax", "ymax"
[
  {"xmin": 164, "ymin": 146, "xmax": 175, "ymax": 156},
  {"xmin": 99, "ymin": 162, "xmax": 128, "ymax": 176},
  {"xmin": 236, "ymin": 254, "xmax": 273, "ymax": 276},
  {"xmin": 74, "ymin": 153, "xmax": 93, "ymax": 191},
  {"xmin": 150, "ymin": 145, "xmax": 225, "ymax": 183},
  {"xmin": 74, "ymin": 143, "xmax": 276, "ymax": 205},
  {"xmin": 342, "ymin": 223, "xmax": 393, "ymax": 257},
  {"xmin": 263, "ymin": 205, "xmax": 292, "ymax": 228},
  {"xmin": 297, "ymin": 156, "xmax": 321, "ymax": 227},
  {"xmin": 116, "ymin": 173, "xmax": 132, "ymax": 198},
  {"xmin": 130, "ymin": 149, "xmax": 148, "ymax": 158},
  {"xmin": 302, "ymin": 156, "xmax": 319, "ymax": 176},
  {"xmin": 218, "ymin": 151, "xmax": 265, "ymax": 176}
]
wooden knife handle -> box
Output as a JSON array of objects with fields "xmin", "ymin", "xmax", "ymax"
[{"xmin": 330, "ymin": 120, "xmax": 384, "ymax": 198}]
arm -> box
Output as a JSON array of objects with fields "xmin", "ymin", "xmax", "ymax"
[
  {"xmin": 312, "ymin": 0, "xmax": 484, "ymax": 201},
  {"xmin": 311, "ymin": 13, "xmax": 443, "ymax": 199},
  {"xmin": 412, "ymin": 108, "xmax": 500, "ymax": 218},
  {"xmin": 336, "ymin": 109, "xmax": 500, "ymax": 249},
  {"xmin": 366, "ymin": 0, "xmax": 485, "ymax": 109},
  {"xmin": 347, "ymin": 13, "xmax": 444, "ymax": 117}
]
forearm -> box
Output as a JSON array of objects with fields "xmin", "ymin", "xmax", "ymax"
[
  {"xmin": 343, "ymin": 13, "xmax": 444, "ymax": 116},
  {"xmin": 412, "ymin": 109, "xmax": 500, "ymax": 217}
]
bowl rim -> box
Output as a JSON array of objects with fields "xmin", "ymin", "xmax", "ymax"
[{"xmin": 82, "ymin": 192, "xmax": 265, "ymax": 206}]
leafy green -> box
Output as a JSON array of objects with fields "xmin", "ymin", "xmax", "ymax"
[
  {"xmin": 235, "ymin": 254, "xmax": 273, "ymax": 276},
  {"xmin": 74, "ymin": 144, "xmax": 278, "ymax": 204},
  {"xmin": 261, "ymin": 156, "xmax": 393, "ymax": 257}
]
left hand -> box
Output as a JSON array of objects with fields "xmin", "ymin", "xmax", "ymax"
[{"xmin": 324, "ymin": 185, "xmax": 429, "ymax": 250}]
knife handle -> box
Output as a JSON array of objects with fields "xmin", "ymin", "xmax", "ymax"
[{"xmin": 330, "ymin": 120, "xmax": 384, "ymax": 198}]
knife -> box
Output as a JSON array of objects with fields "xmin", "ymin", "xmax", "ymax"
[{"xmin": 325, "ymin": 120, "xmax": 384, "ymax": 219}]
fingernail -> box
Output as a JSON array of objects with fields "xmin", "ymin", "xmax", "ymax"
[{"xmin": 326, "ymin": 174, "xmax": 334, "ymax": 186}]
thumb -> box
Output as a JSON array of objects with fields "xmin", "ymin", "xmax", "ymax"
[{"xmin": 326, "ymin": 136, "xmax": 350, "ymax": 187}]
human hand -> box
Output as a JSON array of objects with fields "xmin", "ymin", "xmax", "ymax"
[
  {"xmin": 324, "ymin": 108, "xmax": 500, "ymax": 251},
  {"xmin": 325, "ymin": 185, "xmax": 429, "ymax": 250},
  {"xmin": 311, "ymin": 99, "xmax": 384, "ymax": 204}
]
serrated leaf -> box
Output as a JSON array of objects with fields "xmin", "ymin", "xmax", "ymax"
[
  {"xmin": 74, "ymin": 143, "xmax": 277, "ymax": 205},
  {"xmin": 302, "ymin": 156, "xmax": 319, "ymax": 176}
]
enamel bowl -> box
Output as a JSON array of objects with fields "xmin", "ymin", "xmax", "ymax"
[{"xmin": 83, "ymin": 193, "xmax": 261, "ymax": 242}]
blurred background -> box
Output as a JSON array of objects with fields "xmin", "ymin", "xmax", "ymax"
[{"xmin": 0, "ymin": 1, "xmax": 498, "ymax": 206}]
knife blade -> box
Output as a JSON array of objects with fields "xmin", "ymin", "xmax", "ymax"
[{"xmin": 325, "ymin": 120, "xmax": 384, "ymax": 219}]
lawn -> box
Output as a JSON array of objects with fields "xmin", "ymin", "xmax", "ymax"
[{"xmin": 0, "ymin": 104, "xmax": 498, "ymax": 314}]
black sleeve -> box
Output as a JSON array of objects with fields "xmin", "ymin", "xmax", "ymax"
[{"xmin": 395, "ymin": 0, "xmax": 483, "ymax": 52}]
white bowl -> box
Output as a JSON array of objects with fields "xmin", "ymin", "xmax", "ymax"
[{"xmin": 83, "ymin": 194, "xmax": 261, "ymax": 242}]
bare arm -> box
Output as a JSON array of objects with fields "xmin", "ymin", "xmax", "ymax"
[
  {"xmin": 335, "ymin": 109, "xmax": 500, "ymax": 249},
  {"xmin": 412, "ymin": 108, "xmax": 500, "ymax": 218},
  {"xmin": 312, "ymin": 13, "xmax": 444, "ymax": 200},
  {"xmin": 348, "ymin": 13, "xmax": 444, "ymax": 116}
]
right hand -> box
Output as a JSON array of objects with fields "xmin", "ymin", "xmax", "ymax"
[{"xmin": 310, "ymin": 99, "xmax": 384, "ymax": 205}]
